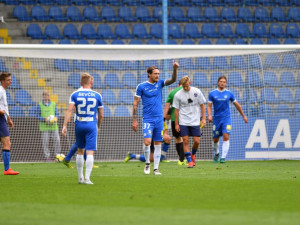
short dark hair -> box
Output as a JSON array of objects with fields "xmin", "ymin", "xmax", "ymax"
[
  {"xmin": 0, "ymin": 72, "xmax": 11, "ymax": 81},
  {"xmin": 147, "ymin": 66, "xmax": 158, "ymax": 75},
  {"xmin": 217, "ymin": 76, "xmax": 227, "ymax": 83}
]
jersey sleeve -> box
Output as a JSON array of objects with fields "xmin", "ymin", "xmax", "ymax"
[
  {"xmin": 160, "ymin": 79, "xmax": 165, "ymax": 88},
  {"xmin": 69, "ymin": 93, "xmax": 76, "ymax": 104},
  {"xmin": 135, "ymin": 84, "xmax": 142, "ymax": 97},
  {"xmin": 229, "ymin": 91, "xmax": 236, "ymax": 103},
  {"xmin": 97, "ymin": 94, "xmax": 103, "ymax": 108},
  {"xmin": 208, "ymin": 92, "xmax": 213, "ymax": 103},
  {"xmin": 172, "ymin": 92, "xmax": 180, "ymax": 109},
  {"xmin": 166, "ymin": 91, "xmax": 173, "ymax": 104}
]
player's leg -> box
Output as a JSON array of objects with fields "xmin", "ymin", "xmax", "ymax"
[
  {"xmin": 220, "ymin": 118, "xmax": 231, "ymax": 163},
  {"xmin": 142, "ymin": 119, "xmax": 154, "ymax": 175},
  {"xmin": 180, "ymin": 125, "xmax": 193, "ymax": 168},
  {"xmin": 190, "ymin": 126, "xmax": 201, "ymax": 166},
  {"xmin": 64, "ymin": 142, "xmax": 77, "ymax": 168},
  {"xmin": 84, "ymin": 125, "xmax": 97, "ymax": 184},
  {"xmin": 41, "ymin": 131, "xmax": 50, "ymax": 161},
  {"xmin": 52, "ymin": 130, "xmax": 61, "ymax": 157},
  {"xmin": 212, "ymin": 119, "xmax": 222, "ymax": 163},
  {"xmin": 75, "ymin": 124, "xmax": 85, "ymax": 183},
  {"xmin": 212, "ymin": 137, "xmax": 220, "ymax": 163},
  {"xmin": 172, "ymin": 121, "xmax": 184, "ymax": 164},
  {"xmin": 2, "ymin": 136, "xmax": 18, "ymax": 175},
  {"xmin": 152, "ymin": 118, "xmax": 164, "ymax": 175},
  {"xmin": 124, "ymin": 152, "xmax": 146, "ymax": 162},
  {"xmin": 161, "ymin": 132, "xmax": 171, "ymax": 162}
]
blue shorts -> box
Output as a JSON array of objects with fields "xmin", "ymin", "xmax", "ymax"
[
  {"xmin": 212, "ymin": 117, "xmax": 232, "ymax": 138},
  {"xmin": 142, "ymin": 116, "xmax": 163, "ymax": 142},
  {"xmin": 180, "ymin": 125, "xmax": 201, "ymax": 137},
  {"xmin": 0, "ymin": 115, "xmax": 9, "ymax": 137},
  {"xmin": 75, "ymin": 122, "xmax": 97, "ymax": 151}
]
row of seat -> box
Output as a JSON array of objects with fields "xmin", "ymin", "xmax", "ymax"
[{"xmin": 13, "ymin": 5, "xmax": 300, "ymax": 22}]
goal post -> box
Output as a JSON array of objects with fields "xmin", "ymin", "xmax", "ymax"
[{"xmin": 0, "ymin": 44, "xmax": 299, "ymax": 162}]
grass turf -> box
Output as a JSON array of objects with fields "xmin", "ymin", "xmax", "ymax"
[{"xmin": 0, "ymin": 160, "xmax": 300, "ymax": 225}]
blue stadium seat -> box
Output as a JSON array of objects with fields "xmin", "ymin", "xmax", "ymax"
[
  {"xmin": 187, "ymin": 7, "xmax": 205, "ymax": 22},
  {"xmin": 88, "ymin": 0, "xmax": 105, "ymax": 5},
  {"xmin": 280, "ymin": 71, "xmax": 297, "ymax": 87},
  {"xmin": 184, "ymin": 23, "xmax": 202, "ymax": 38},
  {"xmin": 10, "ymin": 106, "xmax": 26, "ymax": 117},
  {"xmin": 8, "ymin": 75, "xmax": 21, "ymax": 89},
  {"xmin": 90, "ymin": 60, "xmax": 108, "ymax": 70},
  {"xmin": 73, "ymin": 60, "xmax": 89, "ymax": 71},
  {"xmin": 251, "ymin": 38, "xmax": 264, "ymax": 44},
  {"xmin": 169, "ymin": 6, "xmax": 188, "ymax": 22},
  {"xmin": 97, "ymin": 24, "xmax": 116, "ymax": 39},
  {"xmin": 219, "ymin": 23, "xmax": 236, "ymax": 38},
  {"xmin": 267, "ymin": 38, "xmax": 280, "ymax": 44},
  {"xmin": 141, "ymin": 0, "xmax": 157, "ymax": 6},
  {"xmin": 45, "ymin": 24, "xmax": 64, "ymax": 39},
  {"xmin": 193, "ymin": 72, "xmax": 210, "ymax": 87},
  {"xmin": 0, "ymin": 58, "xmax": 8, "ymax": 72},
  {"xmin": 237, "ymin": 7, "xmax": 254, "ymax": 22},
  {"xmin": 111, "ymin": 40, "xmax": 124, "ymax": 45},
  {"xmin": 288, "ymin": 7, "xmax": 300, "ymax": 21},
  {"xmin": 101, "ymin": 89, "xmax": 119, "ymax": 105},
  {"xmin": 221, "ymin": 7, "xmax": 237, "ymax": 22},
  {"xmin": 114, "ymin": 105, "xmax": 131, "ymax": 117},
  {"xmin": 260, "ymin": 88, "xmax": 279, "ymax": 104},
  {"xmin": 254, "ymin": 7, "xmax": 270, "ymax": 21},
  {"xmin": 68, "ymin": 73, "xmax": 81, "ymax": 88},
  {"xmin": 19, "ymin": 0, "xmax": 35, "ymax": 5},
  {"xmin": 143, "ymin": 60, "xmax": 160, "ymax": 69},
  {"xmin": 3, "ymin": 0, "xmax": 18, "ymax": 5},
  {"xmin": 269, "ymin": 23, "xmax": 285, "ymax": 38},
  {"xmin": 284, "ymin": 38, "xmax": 297, "ymax": 45},
  {"xmin": 296, "ymin": 88, "xmax": 300, "ymax": 102},
  {"xmin": 213, "ymin": 56, "xmax": 231, "ymax": 69},
  {"xmin": 264, "ymin": 54, "xmax": 280, "ymax": 69},
  {"xmin": 294, "ymin": 104, "xmax": 300, "ymax": 116},
  {"xmin": 118, "ymin": 89, "xmax": 134, "ymax": 104},
  {"xmin": 243, "ymin": 89, "xmax": 260, "ymax": 104},
  {"xmin": 31, "ymin": 5, "xmax": 50, "ymax": 21},
  {"xmin": 71, "ymin": 0, "xmax": 89, "ymax": 5},
  {"xmin": 130, "ymin": 39, "xmax": 143, "ymax": 45},
  {"xmin": 204, "ymin": 7, "xmax": 221, "ymax": 22},
  {"xmin": 236, "ymin": 23, "xmax": 253, "ymax": 38},
  {"xmin": 211, "ymin": 72, "xmax": 224, "ymax": 85},
  {"xmin": 229, "ymin": 88, "xmax": 243, "ymax": 104},
  {"xmin": 199, "ymin": 39, "xmax": 212, "ymax": 44},
  {"xmin": 258, "ymin": 104, "xmax": 274, "ymax": 117},
  {"xmin": 106, "ymin": 0, "xmax": 122, "ymax": 6},
  {"xmin": 271, "ymin": 6, "xmax": 287, "ymax": 22},
  {"xmin": 216, "ymin": 39, "xmax": 230, "ymax": 44},
  {"xmin": 282, "ymin": 54, "xmax": 298, "ymax": 69},
  {"xmin": 138, "ymin": 73, "xmax": 149, "ymax": 83},
  {"xmin": 59, "ymin": 39, "xmax": 72, "ymax": 44},
  {"xmin": 119, "ymin": 6, "xmax": 137, "ymax": 22},
  {"xmin": 247, "ymin": 71, "xmax": 263, "ymax": 87},
  {"xmin": 230, "ymin": 55, "xmax": 247, "ymax": 69},
  {"xmin": 176, "ymin": 58, "xmax": 193, "ymax": 70},
  {"xmin": 224, "ymin": 0, "xmax": 242, "ymax": 6},
  {"xmin": 133, "ymin": 24, "xmax": 151, "ymax": 39},
  {"xmin": 228, "ymin": 71, "xmax": 244, "ymax": 87},
  {"xmin": 66, "ymin": 6, "xmax": 84, "ymax": 21},
  {"xmin": 136, "ymin": 6, "xmax": 155, "ymax": 22},
  {"xmin": 150, "ymin": 24, "xmax": 162, "ymax": 38},
  {"xmin": 125, "ymin": 61, "xmax": 139, "ymax": 70},
  {"xmin": 168, "ymin": 23, "xmax": 184, "ymax": 39},
  {"xmin": 104, "ymin": 73, "xmax": 122, "ymax": 88},
  {"xmin": 278, "ymin": 88, "xmax": 296, "ymax": 103},
  {"xmin": 182, "ymin": 39, "xmax": 195, "ymax": 45},
  {"xmin": 173, "ymin": 0, "xmax": 191, "ymax": 6},
  {"xmin": 147, "ymin": 39, "xmax": 160, "ymax": 45},
  {"xmin": 276, "ymin": 104, "xmax": 291, "ymax": 117},
  {"xmin": 263, "ymin": 71, "xmax": 281, "ymax": 87},
  {"xmin": 123, "ymin": 0, "xmax": 138, "ymax": 6},
  {"xmin": 13, "ymin": 6, "xmax": 32, "ymax": 21},
  {"xmin": 153, "ymin": 6, "xmax": 163, "ymax": 22},
  {"xmin": 201, "ymin": 23, "xmax": 219, "ymax": 38},
  {"xmin": 257, "ymin": 0, "xmax": 274, "ymax": 6},
  {"xmin": 195, "ymin": 57, "xmax": 213, "ymax": 69},
  {"xmin": 115, "ymin": 24, "xmax": 132, "ymax": 39},
  {"xmin": 286, "ymin": 23, "xmax": 300, "ymax": 38},
  {"xmin": 28, "ymin": 105, "xmax": 39, "ymax": 117},
  {"xmin": 54, "ymin": 59, "xmax": 72, "ymax": 71},
  {"xmin": 48, "ymin": 6, "xmax": 67, "ymax": 21},
  {"xmin": 108, "ymin": 61, "xmax": 125, "ymax": 70},
  {"xmin": 83, "ymin": 6, "xmax": 102, "ymax": 21},
  {"xmin": 63, "ymin": 24, "xmax": 82, "ymax": 39},
  {"xmin": 103, "ymin": 106, "xmax": 113, "ymax": 117},
  {"xmin": 233, "ymin": 38, "xmax": 247, "ymax": 45},
  {"xmin": 15, "ymin": 90, "xmax": 35, "ymax": 106},
  {"xmin": 41, "ymin": 40, "xmax": 54, "ymax": 44},
  {"xmin": 290, "ymin": 0, "xmax": 300, "ymax": 6},
  {"xmin": 101, "ymin": 6, "xmax": 120, "ymax": 21},
  {"xmin": 208, "ymin": 0, "xmax": 225, "ymax": 6},
  {"xmin": 27, "ymin": 24, "xmax": 46, "ymax": 39},
  {"xmin": 253, "ymin": 23, "xmax": 269, "ymax": 38},
  {"xmin": 190, "ymin": 0, "xmax": 208, "ymax": 6},
  {"xmin": 122, "ymin": 73, "xmax": 138, "ymax": 88},
  {"xmin": 54, "ymin": 0, "xmax": 72, "ymax": 5},
  {"xmin": 94, "ymin": 39, "xmax": 107, "ymax": 44},
  {"xmin": 250, "ymin": 55, "xmax": 262, "ymax": 69},
  {"xmin": 90, "ymin": 73, "xmax": 103, "ymax": 88},
  {"xmin": 274, "ymin": 0, "xmax": 290, "ymax": 6}
]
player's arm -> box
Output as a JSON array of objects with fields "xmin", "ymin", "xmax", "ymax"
[
  {"xmin": 207, "ymin": 102, "xmax": 213, "ymax": 122},
  {"xmin": 165, "ymin": 61, "xmax": 179, "ymax": 86},
  {"xmin": 200, "ymin": 104, "xmax": 206, "ymax": 127},
  {"xmin": 62, "ymin": 103, "xmax": 74, "ymax": 137},
  {"xmin": 174, "ymin": 108, "xmax": 180, "ymax": 132},
  {"xmin": 163, "ymin": 102, "xmax": 171, "ymax": 119},
  {"xmin": 233, "ymin": 101, "xmax": 248, "ymax": 123},
  {"xmin": 132, "ymin": 96, "xmax": 140, "ymax": 132},
  {"xmin": 97, "ymin": 107, "xmax": 103, "ymax": 131}
]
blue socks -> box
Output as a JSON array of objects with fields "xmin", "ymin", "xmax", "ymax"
[
  {"xmin": 2, "ymin": 150, "xmax": 10, "ymax": 171},
  {"xmin": 192, "ymin": 148, "xmax": 198, "ymax": 155},
  {"xmin": 161, "ymin": 143, "xmax": 170, "ymax": 160},
  {"xmin": 65, "ymin": 142, "xmax": 77, "ymax": 162},
  {"xmin": 184, "ymin": 152, "xmax": 192, "ymax": 163}
]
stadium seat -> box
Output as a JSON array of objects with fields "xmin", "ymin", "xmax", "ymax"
[
  {"xmin": 264, "ymin": 54, "xmax": 280, "ymax": 68},
  {"xmin": 253, "ymin": 23, "xmax": 269, "ymax": 38},
  {"xmin": 83, "ymin": 6, "xmax": 102, "ymax": 21},
  {"xmin": 114, "ymin": 105, "xmax": 131, "ymax": 117},
  {"xmin": 286, "ymin": 23, "xmax": 300, "ymax": 38},
  {"xmin": 271, "ymin": 6, "xmax": 287, "ymax": 22},
  {"xmin": 250, "ymin": 55, "xmax": 262, "ymax": 69},
  {"xmin": 251, "ymin": 38, "xmax": 264, "ymax": 44},
  {"xmin": 54, "ymin": 59, "xmax": 72, "ymax": 71},
  {"xmin": 276, "ymin": 104, "xmax": 291, "ymax": 117},
  {"xmin": 281, "ymin": 54, "xmax": 298, "ymax": 69},
  {"xmin": 13, "ymin": 6, "xmax": 32, "ymax": 21},
  {"xmin": 199, "ymin": 39, "xmax": 212, "ymax": 44},
  {"xmin": 63, "ymin": 24, "xmax": 82, "ymax": 39},
  {"xmin": 219, "ymin": 23, "xmax": 236, "ymax": 38},
  {"xmin": 106, "ymin": 0, "xmax": 122, "ymax": 6},
  {"xmin": 150, "ymin": 24, "xmax": 162, "ymax": 38},
  {"xmin": 0, "ymin": 58, "xmax": 8, "ymax": 72},
  {"xmin": 45, "ymin": 24, "xmax": 64, "ymax": 39},
  {"xmin": 278, "ymin": 88, "xmax": 296, "ymax": 103},
  {"xmin": 182, "ymin": 39, "xmax": 195, "ymax": 45},
  {"xmin": 101, "ymin": 6, "xmax": 120, "ymax": 22},
  {"xmin": 71, "ymin": 0, "xmax": 89, "ymax": 5},
  {"xmin": 184, "ymin": 23, "xmax": 202, "ymax": 38},
  {"xmin": 141, "ymin": 0, "xmax": 157, "ymax": 6},
  {"xmin": 119, "ymin": 6, "xmax": 137, "ymax": 22},
  {"xmin": 254, "ymin": 7, "xmax": 270, "ymax": 21},
  {"xmin": 216, "ymin": 39, "xmax": 230, "ymax": 44},
  {"xmin": 190, "ymin": 0, "xmax": 208, "ymax": 6},
  {"xmin": 28, "ymin": 105, "xmax": 39, "ymax": 117},
  {"xmin": 211, "ymin": 72, "xmax": 224, "ymax": 85},
  {"xmin": 192, "ymin": 72, "xmax": 210, "ymax": 88},
  {"xmin": 224, "ymin": 0, "xmax": 242, "ymax": 6},
  {"xmin": 237, "ymin": 7, "xmax": 255, "ymax": 22},
  {"xmin": 173, "ymin": 0, "xmax": 191, "ymax": 6},
  {"xmin": 233, "ymin": 38, "xmax": 247, "ymax": 45},
  {"xmin": 236, "ymin": 23, "xmax": 253, "ymax": 38},
  {"xmin": 94, "ymin": 39, "xmax": 107, "ymax": 44},
  {"xmin": 201, "ymin": 23, "xmax": 219, "ymax": 38},
  {"xmin": 178, "ymin": 58, "xmax": 195, "ymax": 70},
  {"xmin": 213, "ymin": 56, "xmax": 231, "ymax": 69},
  {"xmin": 257, "ymin": 0, "xmax": 274, "ymax": 6},
  {"xmin": 108, "ymin": 61, "xmax": 125, "ymax": 70},
  {"xmin": 143, "ymin": 60, "xmax": 160, "ymax": 69},
  {"xmin": 147, "ymin": 39, "xmax": 160, "ymax": 45},
  {"xmin": 204, "ymin": 7, "xmax": 221, "ymax": 22},
  {"xmin": 269, "ymin": 23, "xmax": 285, "ymax": 38},
  {"xmin": 68, "ymin": 73, "xmax": 81, "ymax": 88},
  {"xmin": 41, "ymin": 40, "xmax": 54, "ymax": 44},
  {"xmin": 243, "ymin": 89, "xmax": 260, "ymax": 104},
  {"xmin": 31, "ymin": 5, "xmax": 50, "ymax": 21},
  {"xmin": 230, "ymin": 55, "xmax": 247, "ymax": 69},
  {"xmin": 280, "ymin": 71, "xmax": 297, "ymax": 87},
  {"xmin": 27, "ymin": 24, "xmax": 46, "ymax": 39},
  {"xmin": 66, "ymin": 6, "xmax": 85, "ymax": 21},
  {"xmin": 104, "ymin": 73, "xmax": 122, "ymax": 88},
  {"xmin": 136, "ymin": 6, "xmax": 155, "ymax": 22},
  {"xmin": 294, "ymin": 104, "xmax": 300, "ymax": 116},
  {"xmin": 97, "ymin": 24, "xmax": 116, "ymax": 39},
  {"xmin": 111, "ymin": 40, "xmax": 124, "ymax": 45},
  {"xmin": 54, "ymin": 0, "xmax": 72, "ymax": 5},
  {"xmin": 296, "ymin": 88, "xmax": 300, "ymax": 102},
  {"xmin": 101, "ymin": 89, "xmax": 119, "ymax": 105},
  {"xmin": 103, "ymin": 106, "xmax": 113, "ymax": 117},
  {"xmin": 122, "ymin": 73, "xmax": 138, "ymax": 88},
  {"xmin": 15, "ymin": 90, "xmax": 35, "ymax": 106},
  {"xmin": 229, "ymin": 88, "xmax": 243, "ymax": 104},
  {"xmin": 274, "ymin": 0, "xmax": 290, "ymax": 6},
  {"xmin": 290, "ymin": 0, "xmax": 300, "ymax": 6},
  {"xmin": 168, "ymin": 23, "xmax": 184, "ymax": 39},
  {"xmin": 130, "ymin": 39, "xmax": 143, "ymax": 45},
  {"xmin": 125, "ymin": 61, "xmax": 139, "ymax": 70},
  {"xmin": 37, "ymin": 0, "xmax": 53, "ymax": 4},
  {"xmin": 73, "ymin": 60, "xmax": 89, "ymax": 71},
  {"xmin": 10, "ymin": 106, "xmax": 26, "ymax": 117},
  {"xmin": 118, "ymin": 89, "xmax": 134, "ymax": 104},
  {"xmin": 90, "ymin": 73, "xmax": 103, "ymax": 88},
  {"xmin": 267, "ymin": 38, "xmax": 281, "ymax": 44},
  {"xmin": 90, "ymin": 60, "xmax": 108, "ymax": 70},
  {"xmin": 115, "ymin": 24, "xmax": 132, "ymax": 39},
  {"xmin": 228, "ymin": 71, "xmax": 244, "ymax": 87},
  {"xmin": 88, "ymin": 0, "xmax": 105, "ymax": 5},
  {"xmin": 263, "ymin": 71, "xmax": 281, "ymax": 87},
  {"xmin": 258, "ymin": 104, "xmax": 274, "ymax": 117},
  {"xmin": 169, "ymin": 7, "xmax": 188, "ymax": 22},
  {"xmin": 208, "ymin": 0, "xmax": 225, "ymax": 6},
  {"xmin": 9, "ymin": 75, "xmax": 22, "ymax": 89},
  {"xmin": 247, "ymin": 71, "xmax": 263, "ymax": 87},
  {"xmin": 221, "ymin": 7, "xmax": 237, "ymax": 22},
  {"xmin": 187, "ymin": 7, "xmax": 205, "ymax": 22},
  {"xmin": 288, "ymin": 7, "xmax": 300, "ymax": 21},
  {"xmin": 138, "ymin": 73, "xmax": 149, "ymax": 83},
  {"xmin": 48, "ymin": 6, "xmax": 67, "ymax": 21},
  {"xmin": 133, "ymin": 24, "xmax": 151, "ymax": 39},
  {"xmin": 195, "ymin": 57, "xmax": 213, "ymax": 69},
  {"xmin": 77, "ymin": 39, "xmax": 90, "ymax": 45},
  {"xmin": 284, "ymin": 38, "xmax": 297, "ymax": 44},
  {"xmin": 260, "ymin": 88, "xmax": 279, "ymax": 104},
  {"xmin": 59, "ymin": 39, "xmax": 72, "ymax": 44},
  {"xmin": 123, "ymin": 0, "xmax": 138, "ymax": 6},
  {"xmin": 153, "ymin": 6, "xmax": 163, "ymax": 22}
]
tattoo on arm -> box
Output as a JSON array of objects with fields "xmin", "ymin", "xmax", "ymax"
[
  {"xmin": 132, "ymin": 96, "xmax": 139, "ymax": 120},
  {"xmin": 165, "ymin": 68, "xmax": 177, "ymax": 86}
]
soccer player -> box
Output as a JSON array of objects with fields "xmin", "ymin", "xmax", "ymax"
[
  {"xmin": 207, "ymin": 76, "xmax": 248, "ymax": 163},
  {"xmin": 132, "ymin": 61, "xmax": 179, "ymax": 175},
  {"xmin": 173, "ymin": 76, "xmax": 206, "ymax": 168},
  {"xmin": 62, "ymin": 73, "xmax": 103, "ymax": 184},
  {"xmin": 0, "ymin": 72, "xmax": 19, "ymax": 175}
]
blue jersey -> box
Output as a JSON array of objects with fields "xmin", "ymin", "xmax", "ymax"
[
  {"xmin": 135, "ymin": 79, "xmax": 165, "ymax": 119},
  {"xmin": 208, "ymin": 89, "xmax": 235, "ymax": 119},
  {"xmin": 69, "ymin": 88, "xmax": 103, "ymax": 124}
]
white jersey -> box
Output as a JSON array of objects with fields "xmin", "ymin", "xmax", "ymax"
[
  {"xmin": 173, "ymin": 86, "xmax": 206, "ymax": 126},
  {"xmin": 0, "ymin": 86, "xmax": 9, "ymax": 118}
]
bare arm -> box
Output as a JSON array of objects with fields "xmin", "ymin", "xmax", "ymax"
[
  {"xmin": 165, "ymin": 61, "xmax": 179, "ymax": 86},
  {"xmin": 132, "ymin": 96, "xmax": 140, "ymax": 132},
  {"xmin": 200, "ymin": 104, "xmax": 206, "ymax": 127},
  {"xmin": 174, "ymin": 108, "xmax": 180, "ymax": 132},
  {"xmin": 163, "ymin": 102, "xmax": 171, "ymax": 119},
  {"xmin": 62, "ymin": 103, "xmax": 74, "ymax": 137},
  {"xmin": 207, "ymin": 102, "xmax": 213, "ymax": 122},
  {"xmin": 97, "ymin": 107, "xmax": 103, "ymax": 130},
  {"xmin": 233, "ymin": 101, "xmax": 248, "ymax": 123}
]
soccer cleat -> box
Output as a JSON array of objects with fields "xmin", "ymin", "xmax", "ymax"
[
  {"xmin": 78, "ymin": 177, "xmax": 84, "ymax": 184},
  {"xmin": 144, "ymin": 163, "xmax": 150, "ymax": 175},
  {"xmin": 177, "ymin": 160, "xmax": 186, "ymax": 166},
  {"xmin": 191, "ymin": 154, "xmax": 196, "ymax": 166},
  {"xmin": 93, "ymin": 165, "xmax": 99, "ymax": 169},
  {"xmin": 187, "ymin": 162, "xmax": 194, "ymax": 168},
  {"xmin": 124, "ymin": 152, "xmax": 132, "ymax": 163},
  {"xmin": 84, "ymin": 179, "xmax": 94, "ymax": 185},
  {"xmin": 213, "ymin": 153, "xmax": 219, "ymax": 163},
  {"xmin": 63, "ymin": 159, "xmax": 74, "ymax": 169},
  {"xmin": 153, "ymin": 169, "xmax": 162, "ymax": 175},
  {"xmin": 220, "ymin": 158, "xmax": 226, "ymax": 163},
  {"xmin": 4, "ymin": 168, "xmax": 19, "ymax": 175}
]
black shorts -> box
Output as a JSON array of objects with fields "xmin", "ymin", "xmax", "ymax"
[{"xmin": 171, "ymin": 121, "xmax": 181, "ymax": 139}]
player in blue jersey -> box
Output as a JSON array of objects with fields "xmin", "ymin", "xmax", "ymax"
[
  {"xmin": 132, "ymin": 61, "xmax": 179, "ymax": 175},
  {"xmin": 62, "ymin": 73, "xmax": 103, "ymax": 184},
  {"xmin": 207, "ymin": 76, "xmax": 248, "ymax": 163}
]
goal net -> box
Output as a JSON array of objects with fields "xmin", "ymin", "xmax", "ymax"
[{"xmin": 0, "ymin": 45, "xmax": 299, "ymax": 162}]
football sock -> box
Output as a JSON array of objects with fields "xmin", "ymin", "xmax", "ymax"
[
  {"xmin": 153, "ymin": 145, "xmax": 161, "ymax": 170},
  {"xmin": 184, "ymin": 152, "xmax": 192, "ymax": 163},
  {"xmin": 161, "ymin": 143, "xmax": 169, "ymax": 160},
  {"xmin": 138, "ymin": 155, "xmax": 146, "ymax": 162},
  {"xmin": 192, "ymin": 148, "xmax": 198, "ymax": 155},
  {"xmin": 221, "ymin": 141, "xmax": 230, "ymax": 159},
  {"xmin": 65, "ymin": 142, "xmax": 77, "ymax": 162},
  {"xmin": 85, "ymin": 155, "xmax": 94, "ymax": 181},
  {"xmin": 76, "ymin": 154, "xmax": 84, "ymax": 181},
  {"xmin": 176, "ymin": 143, "xmax": 185, "ymax": 162},
  {"xmin": 84, "ymin": 150, "xmax": 87, "ymax": 161},
  {"xmin": 143, "ymin": 144, "xmax": 150, "ymax": 164},
  {"xmin": 2, "ymin": 149, "xmax": 10, "ymax": 171},
  {"xmin": 213, "ymin": 141, "xmax": 219, "ymax": 154}
]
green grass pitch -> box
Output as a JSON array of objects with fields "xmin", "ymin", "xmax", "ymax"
[{"xmin": 1, "ymin": 160, "xmax": 300, "ymax": 225}]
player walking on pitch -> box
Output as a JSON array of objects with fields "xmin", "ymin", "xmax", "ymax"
[{"xmin": 132, "ymin": 61, "xmax": 179, "ymax": 175}]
